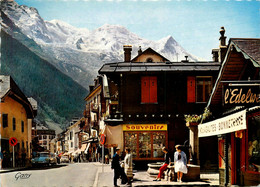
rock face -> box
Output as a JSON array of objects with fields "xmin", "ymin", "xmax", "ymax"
[{"xmin": 1, "ymin": 0, "xmax": 200, "ymax": 89}]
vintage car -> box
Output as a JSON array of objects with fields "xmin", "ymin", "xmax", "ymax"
[
  {"xmin": 31, "ymin": 152, "xmax": 57, "ymax": 166},
  {"xmin": 60, "ymin": 156, "xmax": 69, "ymax": 163}
]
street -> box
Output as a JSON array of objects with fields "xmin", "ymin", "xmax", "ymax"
[
  {"xmin": 0, "ymin": 163, "xmax": 100, "ymax": 187},
  {"xmin": 0, "ymin": 162, "xmax": 220, "ymax": 187}
]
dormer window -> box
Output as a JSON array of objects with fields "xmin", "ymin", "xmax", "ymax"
[{"xmin": 146, "ymin": 58, "xmax": 153, "ymax": 62}]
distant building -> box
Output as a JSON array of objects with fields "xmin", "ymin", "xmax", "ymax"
[
  {"xmin": 35, "ymin": 125, "xmax": 56, "ymax": 151},
  {"xmin": 64, "ymin": 118, "xmax": 84, "ymax": 157},
  {"xmin": 0, "ymin": 75, "xmax": 36, "ymax": 162}
]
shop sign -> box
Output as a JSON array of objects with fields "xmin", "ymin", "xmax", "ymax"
[
  {"xmin": 123, "ymin": 124, "xmax": 167, "ymax": 131},
  {"xmin": 223, "ymin": 86, "xmax": 260, "ymax": 106},
  {"xmin": 198, "ymin": 110, "xmax": 246, "ymax": 137}
]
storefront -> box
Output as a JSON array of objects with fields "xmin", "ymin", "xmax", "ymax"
[
  {"xmin": 199, "ymin": 108, "xmax": 260, "ymax": 186},
  {"xmin": 123, "ymin": 124, "xmax": 168, "ymax": 160}
]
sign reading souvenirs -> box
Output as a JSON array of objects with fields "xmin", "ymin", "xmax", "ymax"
[
  {"xmin": 223, "ymin": 85, "xmax": 260, "ymax": 106},
  {"xmin": 123, "ymin": 124, "xmax": 167, "ymax": 131},
  {"xmin": 198, "ymin": 110, "xmax": 246, "ymax": 137}
]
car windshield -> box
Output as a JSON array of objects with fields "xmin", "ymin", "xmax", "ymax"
[{"xmin": 39, "ymin": 153, "xmax": 49, "ymax": 157}]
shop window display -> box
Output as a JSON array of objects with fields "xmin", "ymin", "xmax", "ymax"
[
  {"xmin": 153, "ymin": 132, "xmax": 165, "ymax": 158},
  {"xmin": 124, "ymin": 132, "xmax": 137, "ymax": 158},
  {"xmin": 248, "ymin": 117, "xmax": 260, "ymax": 172},
  {"xmin": 124, "ymin": 131, "xmax": 167, "ymax": 159},
  {"xmin": 139, "ymin": 132, "xmax": 151, "ymax": 158}
]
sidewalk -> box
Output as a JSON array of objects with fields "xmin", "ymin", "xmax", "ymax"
[
  {"xmin": 0, "ymin": 166, "xmax": 28, "ymax": 174},
  {"xmin": 94, "ymin": 162, "xmax": 219, "ymax": 187}
]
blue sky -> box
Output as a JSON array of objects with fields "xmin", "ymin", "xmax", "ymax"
[{"xmin": 16, "ymin": 0, "xmax": 259, "ymax": 60}]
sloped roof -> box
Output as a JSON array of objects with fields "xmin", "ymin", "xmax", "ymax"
[
  {"xmin": 231, "ymin": 38, "xmax": 260, "ymax": 67},
  {"xmin": 0, "ymin": 75, "xmax": 35, "ymax": 118},
  {"xmin": 99, "ymin": 61, "xmax": 220, "ymax": 73},
  {"xmin": 131, "ymin": 47, "xmax": 170, "ymax": 62},
  {"xmin": 206, "ymin": 38, "xmax": 260, "ymax": 108}
]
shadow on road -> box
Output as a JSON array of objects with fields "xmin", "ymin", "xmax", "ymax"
[{"xmin": 19, "ymin": 164, "xmax": 68, "ymax": 171}]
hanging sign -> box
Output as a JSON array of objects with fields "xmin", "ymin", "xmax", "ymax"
[
  {"xmin": 223, "ymin": 85, "xmax": 260, "ymax": 106},
  {"xmin": 9, "ymin": 137, "xmax": 18, "ymax": 146},
  {"xmin": 198, "ymin": 110, "xmax": 246, "ymax": 137}
]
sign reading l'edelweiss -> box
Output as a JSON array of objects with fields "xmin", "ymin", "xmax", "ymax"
[
  {"xmin": 123, "ymin": 124, "xmax": 167, "ymax": 131},
  {"xmin": 224, "ymin": 86, "xmax": 260, "ymax": 106},
  {"xmin": 198, "ymin": 110, "xmax": 246, "ymax": 137}
]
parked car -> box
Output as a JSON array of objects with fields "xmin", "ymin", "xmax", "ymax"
[
  {"xmin": 31, "ymin": 152, "xmax": 57, "ymax": 166},
  {"xmin": 60, "ymin": 156, "xmax": 69, "ymax": 163}
]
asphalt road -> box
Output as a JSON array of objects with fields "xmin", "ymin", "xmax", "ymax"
[{"xmin": 0, "ymin": 163, "xmax": 98, "ymax": 187}]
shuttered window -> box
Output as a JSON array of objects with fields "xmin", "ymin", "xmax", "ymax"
[
  {"xmin": 187, "ymin": 76, "xmax": 212, "ymax": 103},
  {"xmin": 187, "ymin": 76, "xmax": 196, "ymax": 103},
  {"xmin": 141, "ymin": 76, "xmax": 157, "ymax": 104},
  {"xmin": 2, "ymin": 114, "xmax": 8, "ymax": 128}
]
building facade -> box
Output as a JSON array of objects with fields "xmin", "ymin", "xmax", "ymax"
[
  {"xmin": 0, "ymin": 75, "xmax": 36, "ymax": 166},
  {"xmin": 198, "ymin": 30, "xmax": 260, "ymax": 186},
  {"xmin": 98, "ymin": 45, "xmax": 220, "ymax": 166}
]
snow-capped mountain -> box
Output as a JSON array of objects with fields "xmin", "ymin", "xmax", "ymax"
[{"xmin": 1, "ymin": 0, "xmax": 200, "ymax": 89}]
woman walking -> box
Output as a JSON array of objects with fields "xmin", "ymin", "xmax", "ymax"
[
  {"xmin": 124, "ymin": 148, "xmax": 133, "ymax": 184},
  {"xmin": 174, "ymin": 145, "xmax": 187, "ymax": 182},
  {"xmin": 153, "ymin": 147, "xmax": 171, "ymax": 181}
]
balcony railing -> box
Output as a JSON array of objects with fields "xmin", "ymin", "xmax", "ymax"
[{"xmin": 91, "ymin": 103, "xmax": 99, "ymax": 113}]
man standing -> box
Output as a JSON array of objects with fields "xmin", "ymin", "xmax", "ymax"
[{"xmin": 111, "ymin": 147, "xmax": 127, "ymax": 187}]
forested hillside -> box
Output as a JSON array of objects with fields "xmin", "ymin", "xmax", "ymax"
[{"xmin": 1, "ymin": 29, "xmax": 88, "ymax": 129}]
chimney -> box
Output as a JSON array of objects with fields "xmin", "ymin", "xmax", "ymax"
[
  {"xmin": 123, "ymin": 45, "xmax": 132, "ymax": 62},
  {"xmin": 219, "ymin": 26, "xmax": 227, "ymax": 63},
  {"xmin": 181, "ymin": 56, "xmax": 189, "ymax": 62},
  {"xmin": 138, "ymin": 46, "xmax": 142, "ymax": 55},
  {"xmin": 211, "ymin": 49, "xmax": 219, "ymax": 62}
]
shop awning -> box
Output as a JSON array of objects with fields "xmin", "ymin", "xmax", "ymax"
[
  {"xmin": 198, "ymin": 109, "xmax": 247, "ymax": 138},
  {"xmin": 81, "ymin": 144, "xmax": 87, "ymax": 151},
  {"xmin": 87, "ymin": 137, "xmax": 98, "ymax": 143},
  {"xmin": 63, "ymin": 151, "xmax": 72, "ymax": 156},
  {"xmin": 72, "ymin": 149, "xmax": 81, "ymax": 156},
  {"xmin": 84, "ymin": 143, "xmax": 90, "ymax": 154}
]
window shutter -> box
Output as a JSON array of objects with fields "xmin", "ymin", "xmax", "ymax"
[
  {"xmin": 187, "ymin": 76, "xmax": 196, "ymax": 103},
  {"xmin": 141, "ymin": 77, "xmax": 150, "ymax": 103},
  {"xmin": 150, "ymin": 77, "xmax": 157, "ymax": 103}
]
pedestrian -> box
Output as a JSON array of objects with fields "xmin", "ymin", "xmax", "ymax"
[
  {"xmin": 111, "ymin": 147, "xmax": 127, "ymax": 187},
  {"xmin": 174, "ymin": 145, "xmax": 188, "ymax": 183},
  {"xmin": 153, "ymin": 147, "xmax": 171, "ymax": 181},
  {"xmin": 0, "ymin": 150, "xmax": 3, "ymax": 169},
  {"xmin": 21, "ymin": 150, "xmax": 26, "ymax": 167},
  {"xmin": 124, "ymin": 147, "xmax": 133, "ymax": 184},
  {"xmin": 105, "ymin": 148, "xmax": 109, "ymax": 164}
]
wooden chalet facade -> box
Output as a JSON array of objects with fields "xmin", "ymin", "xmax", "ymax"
[
  {"xmin": 98, "ymin": 44, "xmax": 221, "ymax": 165},
  {"xmin": 198, "ymin": 37, "xmax": 260, "ymax": 186}
]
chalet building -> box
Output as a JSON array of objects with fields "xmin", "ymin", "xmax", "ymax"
[
  {"xmin": 0, "ymin": 75, "xmax": 37, "ymax": 166},
  {"xmin": 198, "ymin": 30, "xmax": 260, "ymax": 185},
  {"xmin": 55, "ymin": 130, "xmax": 66, "ymax": 154},
  {"xmin": 34, "ymin": 125, "xmax": 56, "ymax": 151},
  {"xmin": 63, "ymin": 118, "xmax": 83, "ymax": 157},
  {"xmin": 98, "ymin": 42, "xmax": 221, "ymax": 167},
  {"xmin": 83, "ymin": 78, "xmax": 106, "ymax": 161}
]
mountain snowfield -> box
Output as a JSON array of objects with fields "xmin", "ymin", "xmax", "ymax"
[{"xmin": 1, "ymin": 0, "xmax": 201, "ymax": 89}]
